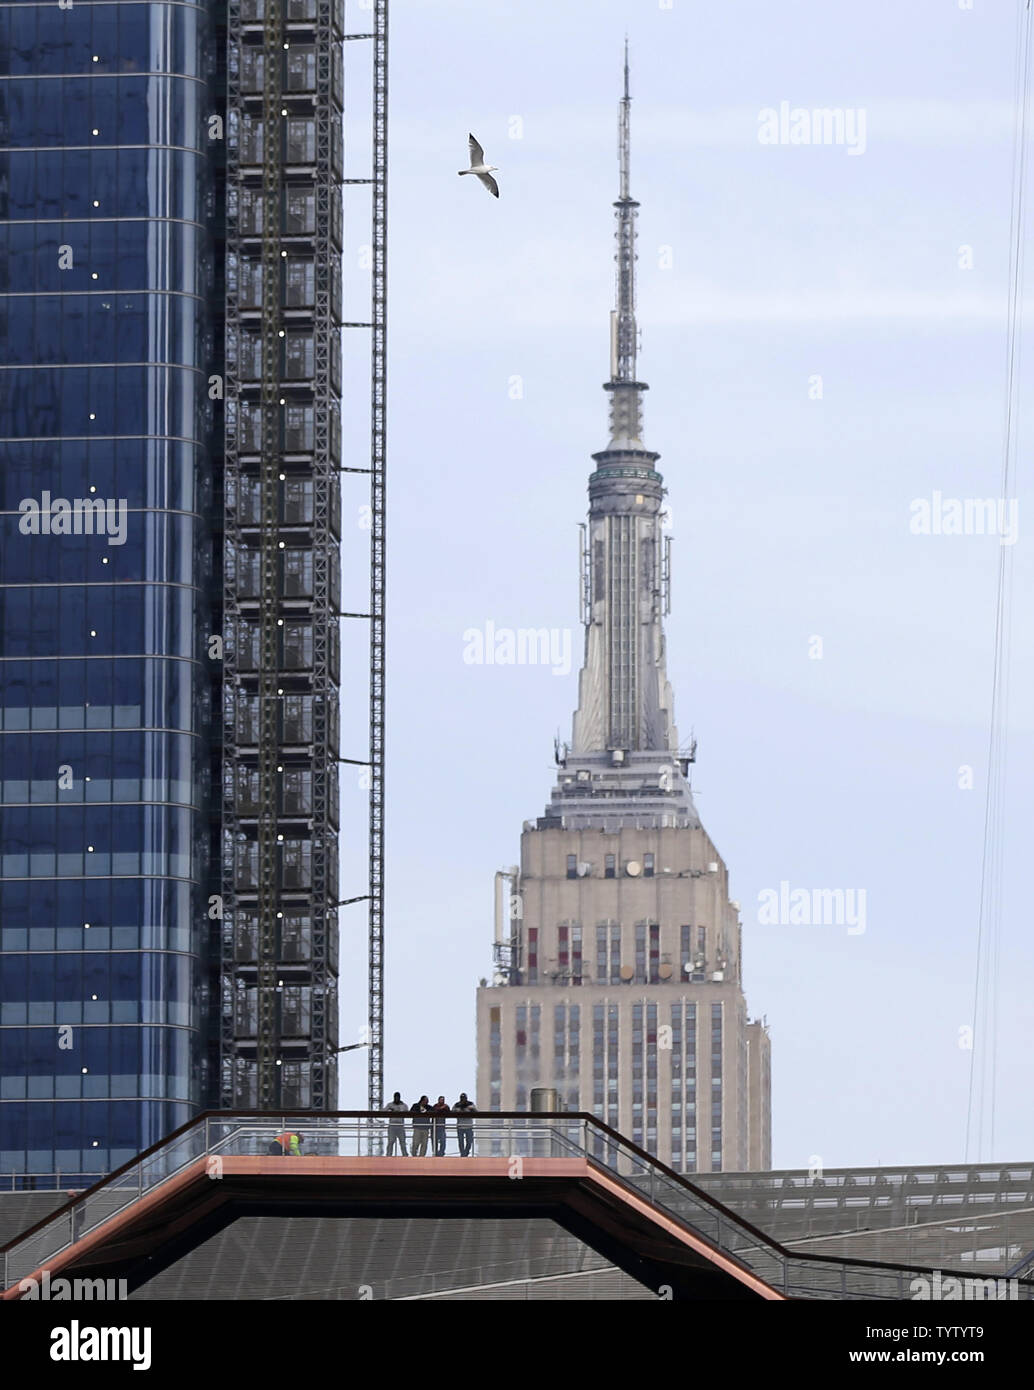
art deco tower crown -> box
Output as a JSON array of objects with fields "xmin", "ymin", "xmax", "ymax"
[
  {"xmin": 478, "ymin": 51, "xmax": 772, "ymax": 1178},
  {"xmin": 555, "ymin": 45, "xmax": 696, "ymax": 830}
]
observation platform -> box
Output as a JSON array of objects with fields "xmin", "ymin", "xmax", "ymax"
[{"xmin": 3, "ymin": 1114, "xmax": 1030, "ymax": 1301}]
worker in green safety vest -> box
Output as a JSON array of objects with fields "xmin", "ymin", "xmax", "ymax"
[{"xmin": 269, "ymin": 1131, "xmax": 303, "ymax": 1156}]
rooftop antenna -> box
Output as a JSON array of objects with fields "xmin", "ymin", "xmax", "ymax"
[
  {"xmin": 613, "ymin": 35, "xmax": 635, "ymax": 379},
  {"xmin": 605, "ymin": 37, "xmax": 646, "ymax": 447}
]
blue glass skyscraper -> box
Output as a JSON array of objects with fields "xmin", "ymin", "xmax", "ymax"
[
  {"xmin": 0, "ymin": 0, "xmax": 218, "ymax": 1179},
  {"xmin": 0, "ymin": 0, "xmax": 348, "ymax": 1180}
]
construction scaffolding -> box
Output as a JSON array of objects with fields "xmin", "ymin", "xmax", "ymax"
[{"xmin": 219, "ymin": 0, "xmax": 347, "ymax": 1110}]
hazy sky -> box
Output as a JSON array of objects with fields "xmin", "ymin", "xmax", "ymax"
[{"xmin": 335, "ymin": 0, "xmax": 1034, "ymax": 1171}]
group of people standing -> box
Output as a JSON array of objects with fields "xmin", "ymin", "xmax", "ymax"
[{"xmin": 384, "ymin": 1092, "xmax": 477, "ymax": 1157}]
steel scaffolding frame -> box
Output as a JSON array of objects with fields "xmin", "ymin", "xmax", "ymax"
[
  {"xmin": 367, "ymin": 0, "xmax": 388, "ymax": 1116},
  {"xmin": 220, "ymin": 0, "xmax": 345, "ymax": 1111}
]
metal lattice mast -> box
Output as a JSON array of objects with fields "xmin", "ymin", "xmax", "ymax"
[{"xmin": 367, "ymin": 0, "xmax": 388, "ymax": 1114}]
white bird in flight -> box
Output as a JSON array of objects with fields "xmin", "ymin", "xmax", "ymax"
[{"xmin": 458, "ymin": 133, "xmax": 499, "ymax": 198}]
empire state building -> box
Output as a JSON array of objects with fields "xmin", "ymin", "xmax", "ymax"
[{"xmin": 475, "ymin": 54, "xmax": 772, "ymax": 1173}]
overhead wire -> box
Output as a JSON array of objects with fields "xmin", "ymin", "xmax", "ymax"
[{"xmin": 964, "ymin": 0, "xmax": 1032, "ymax": 1163}]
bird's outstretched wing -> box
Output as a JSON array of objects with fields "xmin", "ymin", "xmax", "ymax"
[
  {"xmin": 476, "ymin": 171, "xmax": 499, "ymax": 198},
  {"xmin": 468, "ymin": 133, "xmax": 485, "ymax": 167}
]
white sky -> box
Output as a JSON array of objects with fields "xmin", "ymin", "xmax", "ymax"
[{"xmin": 335, "ymin": 0, "xmax": 1034, "ymax": 1170}]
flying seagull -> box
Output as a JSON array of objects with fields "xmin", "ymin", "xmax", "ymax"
[{"xmin": 458, "ymin": 133, "xmax": 499, "ymax": 198}]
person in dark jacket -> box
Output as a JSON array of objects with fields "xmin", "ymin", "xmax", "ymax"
[
  {"xmin": 384, "ymin": 1092, "xmax": 408, "ymax": 1155},
  {"xmin": 410, "ymin": 1095, "xmax": 432, "ymax": 1156},
  {"xmin": 431, "ymin": 1096, "xmax": 450, "ymax": 1156},
  {"xmin": 453, "ymin": 1093, "xmax": 477, "ymax": 1156}
]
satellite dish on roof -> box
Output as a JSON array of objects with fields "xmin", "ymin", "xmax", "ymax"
[
  {"xmin": 658, "ymin": 963, "xmax": 673, "ymax": 980},
  {"xmin": 619, "ymin": 964, "xmax": 634, "ymax": 981},
  {"xmin": 626, "ymin": 861, "xmax": 641, "ymax": 877}
]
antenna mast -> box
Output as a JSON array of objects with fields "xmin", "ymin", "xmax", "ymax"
[
  {"xmin": 605, "ymin": 39, "xmax": 646, "ymax": 446},
  {"xmin": 613, "ymin": 37, "xmax": 637, "ymax": 383}
]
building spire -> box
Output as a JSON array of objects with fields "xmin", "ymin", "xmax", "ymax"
[
  {"xmin": 620, "ymin": 35, "xmax": 631, "ymax": 199},
  {"xmin": 564, "ymin": 41, "xmax": 685, "ymax": 769},
  {"xmin": 605, "ymin": 39, "xmax": 647, "ymax": 449}
]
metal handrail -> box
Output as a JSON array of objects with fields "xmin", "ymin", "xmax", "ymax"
[{"xmin": 4, "ymin": 1112, "xmax": 1032, "ymax": 1300}]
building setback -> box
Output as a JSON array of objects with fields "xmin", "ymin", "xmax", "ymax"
[
  {"xmin": 476, "ymin": 55, "xmax": 771, "ymax": 1174},
  {"xmin": 0, "ymin": 0, "xmax": 346, "ymax": 1181}
]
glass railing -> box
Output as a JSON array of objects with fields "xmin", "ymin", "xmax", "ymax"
[
  {"xmin": 4, "ymin": 1112, "xmax": 1033, "ymax": 1301},
  {"xmin": 0, "ymin": 1174, "xmax": 95, "ymax": 1193}
]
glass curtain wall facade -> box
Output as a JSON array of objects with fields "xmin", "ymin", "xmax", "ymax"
[{"xmin": 0, "ymin": 0, "xmax": 219, "ymax": 1180}]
